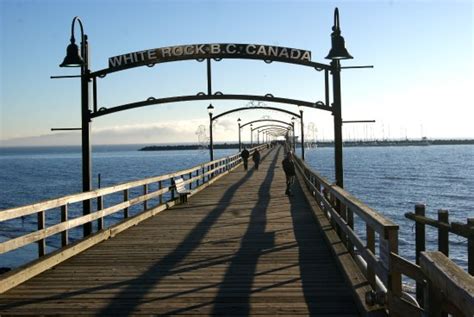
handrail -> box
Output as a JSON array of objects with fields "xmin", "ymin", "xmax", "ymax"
[
  {"xmin": 420, "ymin": 251, "xmax": 474, "ymax": 316},
  {"xmin": 292, "ymin": 153, "xmax": 401, "ymax": 309},
  {"xmin": 0, "ymin": 144, "xmax": 268, "ymax": 258}
]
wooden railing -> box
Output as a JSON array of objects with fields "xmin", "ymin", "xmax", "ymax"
[
  {"xmin": 293, "ymin": 153, "xmax": 473, "ymax": 317},
  {"xmin": 0, "ymin": 144, "xmax": 268, "ymax": 293},
  {"xmin": 293, "ymin": 156, "xmax": 400, "ymax": 310}
]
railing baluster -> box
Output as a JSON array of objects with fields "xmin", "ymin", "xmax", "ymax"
[
  {"xmin": 366, "ymin": 225, "xmax": 376, "ymax": 289},
  {"xmin": 438, "ymin": 209, "xmax": 449, "ymax": 256},
  {"xmin": 123, "ymin": 189, "xmax": 129, "ymax": 218},
  {"xmin": 170, "ymin": 178, "xmax": 175, "ymax": 200},
  {"xmin": 37, "ymin": 211, "xmax": 45, "ymax": 257},
  {"xmin": 61, "ymin": 205, "xmax": 68, "ymax": 247},
  {"xmin": 143, "ymin": 184, "xmax": 148, "ymax": 210},
  {"xmin": 387, "ymin": 227, "xmax": 402, "ymax": 298},
  {"xmin": 468, "ymin": 218, "xmax": 474, "ymax": 275},
  {"xmin": 158, "ymin": 181, "xmax": 163, "ymax": 204},
  {"xmin": 188, "ymin": 172, "xmax": 192, "ymax": 189},
  {"xmin": 347, "ymin": 207, "xmax": 354, "ymax": 254},
  {"xmin": 415, "ymin": 204, "xmax": 426, "ymax": 306},
  {"xmin": 97, "ymin": 196, "xmax": 104, "ymax": 231}
]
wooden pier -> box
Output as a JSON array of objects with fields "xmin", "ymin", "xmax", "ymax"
[{"xmin": 1, "ymin": 145, "xmax": 472, "ymax": 316}]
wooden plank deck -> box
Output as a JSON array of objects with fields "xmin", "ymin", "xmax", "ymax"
[{"xmin": 0, "ymin": 146, "xmax": 359, "ymax": 316}]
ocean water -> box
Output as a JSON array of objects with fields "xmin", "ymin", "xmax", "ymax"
[{"xmin": 0, "ymin": 144, "xmax": 472, "ymax": 272}]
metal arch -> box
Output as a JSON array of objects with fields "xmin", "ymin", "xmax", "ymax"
[
  {"xmin": 212, "ymin": 105, "xmax": 301, "ymax": 121},
  {"xmin": 90, "ymin": 54, "xmax": 331, "ymax": 79},
  {"xmin": 241, "ymin": 118, "xmax": 293, "ymax": 129},
  {"xmin": 251, "ymin": 124, "xmax": 291, "ymax": 131},
  {"xmin": 90, "ymin": 94, "xmax": 329, "ymax": 119},
  {"xmin": 257, "ymin": 127, "xmax": 291, "ymax": 134}
]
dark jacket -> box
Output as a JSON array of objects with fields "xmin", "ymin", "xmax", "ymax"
[
  {"xmin": 252, "ymin": 150, "xmax": 260, "ymax": 162},
  {"xmin": 282, "ymin": 157, "xmax": 296, "ymax": 176},
  {"xmin": 241, "ymin": 149, "xmax": 250, "ymax": 160}
]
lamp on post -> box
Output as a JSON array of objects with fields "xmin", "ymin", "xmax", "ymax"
[
  {"xmin": 326, "ymin": 7, "xmax": 353, "ymax": 188},
  {"xmin": 250, "ymin": 123, "xmax": 253, "ymax": 147},
  {"xmin": 207, "ymin": 104, "xmax": 214, "ymax": 161},
  {"xmin": 298, "ymin": 106, "xmax": 305, "ymax": 160},
  {"xmin": 237, "ymin": 118, "xmax": 242, "ymax": 151},
  {"xmin": 60, "ymin": 16, "xmax": 92, "ymax": 237}
]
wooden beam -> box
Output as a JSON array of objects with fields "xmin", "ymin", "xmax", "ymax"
[{"xmin": 420, "ymin": 251, "xmax": 474, "ymax": 317}]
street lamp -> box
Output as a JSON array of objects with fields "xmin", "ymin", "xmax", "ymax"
[
  {"xmin": 59, "ymin": 16, "xmax": 92, "ymax": 237},
  {"xmin": 237, "ymin": 118, "xmax": 242, "ymax": 151},
  {"xmin": 291, "ymin": 117, "xmax": 296, "ymax": 153},
  {"xmin": 207, "ymin": 104, "xmax": 214, "ymax": 161},
  {"xmin": 298, "ymin": 105, "xmax": 305, "ymax": 160},
  {"xmin": 326, "ymin": 7, "xmax": 353, "ymax": 188}
]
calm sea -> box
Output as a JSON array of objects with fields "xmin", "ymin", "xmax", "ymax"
[{"xmin": 1, "ymin": 144, "xmax": 472, "ymax": 272}]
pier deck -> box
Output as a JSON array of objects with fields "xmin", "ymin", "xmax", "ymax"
[{"xmin": 0, "ymin": 147, "xmax": 359, "ymax": 316}]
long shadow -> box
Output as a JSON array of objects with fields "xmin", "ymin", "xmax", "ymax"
[
  {"xmin": 97, "ymin": 148, "xmax": 276, "ymax": 315},
  {"xmin": 211, "ymin": 147, "xmax": 280, "ymax": 315},
  {"xmin": 288, "ymin": 180, "xmax": 359, "ymax": 315}
]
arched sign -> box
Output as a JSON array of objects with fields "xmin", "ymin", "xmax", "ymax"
[{"xmin": 107, "ymin": 43, "xmax": 314, "ymax": 72}]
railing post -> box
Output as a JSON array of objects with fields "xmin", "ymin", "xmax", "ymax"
[
  {"xmin": 415, "ymin": 203, "xmax": 426, "ymax": 306},
  {"xmin": 61, "ymin": 205, "xmax": 68, "ymax": 247},
  {"xmin": 366, "ymin": 225, "xmax": 376, "ymax": 289},
  {"xmin": 170, "ymin": 178, "xmax": 175, "ymax": 200},
  {"xmin": 158, "ymin": 181, "xmax": 163, "ymax": 204},
  {"xmin": 387, "ymin": 227, "xmax": 402, "ymax": 302},
  {"xmin": 438, "ymin": 209, "xmax": 449, "ymax": 256},
  {"xmin": 97, "ymin": 196, "xmax": 104, "ymax": 231},
  {"xmin": 143, "ymin": 184, "xmax": 148, "ymax": 210},
  {"xmin": 123, "ymin": 189, "xmax": 129, "ymax": 218},
  {"xmin": 37, "ymin": 211, "xmax": 45, "ymax": 257},
  {"xmin": 347, "ymin": 207, "xmax": 354, "ymax": 254},
  {"xmin": 188, "ymin": 172, "xmax": 192, "ymax": 189},
  {"xmin": 468, "ymin": 218, "xmax": 474, "ymax": 275}
]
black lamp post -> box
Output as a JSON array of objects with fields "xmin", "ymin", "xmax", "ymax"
[
  {"xmin": 298, "ymin": 105, "xmax": 305, "ymax": 160},
  {"xmin": 326, "ymin": 7, "xmax": 353, "ymax": 188},
  {"xmin": 60, "ymin": 16, "xmax": 92, "ymax": 237},
  {"xmin": 291, "ymin": 117, "xmax": 296, "ymax": 153},
  {"xmin": 237, "ymin": 118, "xmax": 242, "ymax": 151},
  {"xmin": 208, "ymin": 104, "xmax": 214, "ymax": 161}
]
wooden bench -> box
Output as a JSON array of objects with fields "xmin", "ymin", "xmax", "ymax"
[{"xmin": 172, "ymin": 178, "xmax": 191, "ymax": 203}]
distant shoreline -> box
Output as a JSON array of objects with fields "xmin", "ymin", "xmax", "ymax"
[{"xmin": 139, "ymin": 139, "xmax": 474, "ymax": 151}]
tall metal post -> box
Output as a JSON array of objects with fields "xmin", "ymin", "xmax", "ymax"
[
  {"xmin": 300, "ymin": 109, "xmax": 305, "ymax": 160},
  {"xmin": 250, "ymin": 126, "xmax": 253, "ymax": 147},
  {"xmin": 292, "ymin": 122, "xmax": 296, "ymax": 152},
  {"xmin": 257, "ymin": 130, "xmax": 260, "ymax": 145},
  {"xmin": 209, "ymin": 112, "xmax": 214, "ymax": 161},
  {"xmin": 81, "ymin": 33, "xmax": 92, "ymax": 236},
  {"xmin": 238, "ymin": 122, "xmax": 241, "ymax": 151},
  {"xmin": 332, "ymin": 59, "xmax": 343, "ymax": 187},
  {"xmin": 326, "ymin": 7, "xmax": 352, "ymax": 188}
]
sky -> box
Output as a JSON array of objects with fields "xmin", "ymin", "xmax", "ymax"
[{"xmin": 0, "ymin": 0, "xmax": 473, "ymax": 146}]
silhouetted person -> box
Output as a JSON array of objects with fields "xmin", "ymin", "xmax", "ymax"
[
  {"xmin": 241, "ymin": 147, "xmax": 250, "ymax": 170},
  {"xmin": 282, "ymin": 151, "xmax": 296, "ymax": 196},
  {"xmin": 252, "ymin": 149, "xmax": 261, "ymax": 170}
]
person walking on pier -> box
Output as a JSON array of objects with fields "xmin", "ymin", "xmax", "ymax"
[
  {"xmin": 241, "ymin": 147, "xmax": 250, "ymax": 170},
  {"xmin": 282, "ymin": 151, "xmax": 296, "ymax": 196},
  {"xmin": 252, "ymin": 149, "xmax": 261, "ymax": 170}
]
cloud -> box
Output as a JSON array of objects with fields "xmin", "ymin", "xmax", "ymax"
[{"xmin": 0, "ymin": 119, "xmax": 241, "ymax": 147}]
